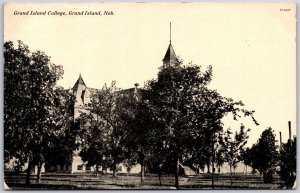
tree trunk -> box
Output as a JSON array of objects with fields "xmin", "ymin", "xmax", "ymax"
[
  {"xmin": 217, "ymin": 165, "xmax": 220, "ymax": 181},
  {"xmin": 60, "ymin": 164, "xmax": 63, "ymax": 172},
  {"xmin": 211, "ymin": 162, "xmax": 214, "ymax": 189},
  {"xmin": 230, "ymin": 165, "xmax": 233, "ymax": 188},
  {"xmin": 158, "ymin": 165, "xmax": 162, "ymax": 186},
  {"xmin": 245, "ymin": 165, "xmax": 247, "ymax": 180},
  {"xmin": 140, "ymin": 160, "xmax": 144, "ymax": 183},
  {"xmin": 207, "ymin": 162, "xmax": 210, "ymax": 173},
  {"xmin": 112, "ymin": 158, "xmax": 117, "ymax": 178},
  {"xmin": 158, "ymin": 173, "xmax": 162, "ymax": 186},
  {"xmin": 174, "ymin": 155, "xmax": 179, "ymax": 189},
  {"xmin": 95, "ymin": 165, "xmax": 99, "ymax": 177},
  {"xmin": 211, "ymin": 137, "xmax": 215, "ymax": 189},
  {"xmin": 36, "ymin": 162, "xmax": 42, "ymax": 184},
  {"xmin": 26, "ymin": 161, "xmax": 32, "ymax": 186}
]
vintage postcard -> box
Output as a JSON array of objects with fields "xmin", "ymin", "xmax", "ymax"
[{"xmin": 4, "ymin": 2, "xmax": 296, "ymax": 190}]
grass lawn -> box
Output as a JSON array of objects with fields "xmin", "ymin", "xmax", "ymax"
[{"xmin": 4, "ymin": 172, "xmax": 283, "ymax": 190}]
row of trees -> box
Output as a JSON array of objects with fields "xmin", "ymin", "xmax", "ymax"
[
  {"xmin": 73, "ymin": 54, "xmax": 259, "ymax": 189},
  {"xmin": 72, "ymin": 65, "xmax": 296, "ymax": 189},
  {"xmin": 4, "ymin": 41, "xmax": 295, "ymax": 189}
]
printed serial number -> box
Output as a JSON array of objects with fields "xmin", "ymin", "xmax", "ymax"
[{"xmin": 280, "ymin": 9, "xmax": 291, "ymax": 11}]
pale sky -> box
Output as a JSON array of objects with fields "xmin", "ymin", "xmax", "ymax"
[{"xmin": 4, "ymin": 2, "xmax": 296, "ymax": 146}]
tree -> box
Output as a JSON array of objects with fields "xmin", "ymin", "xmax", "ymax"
[
  {"xmin": 215, "ymin": 132, "xmax": 226, "ymax": 175},
  {"xmin": 240, "ymin": 147, "xmax": 252, "ymax": 176},
  {"xmin": 144, "ymin": 64, "xmax": 211, "ymax": 189},
  {"xmin": 4, "ymin": 41, "xmax": 64, "ymax": 185},
  {"xmin": 121, "ymin": 95, "xmax": 163, "ymax": 183},
  {"xmin": 144, "ymin": 64, "xmax": 258, "ymax": 189},
  {"xmin": 248, "ymin": 128, "xmax": 278, "ymax": 183},
  {"xmin": 77, "ymin": 112, "xmax": 110, "ymax": 177},
  {"xmin": 87, "ymin": 81, "xmax": 133, "ymax": 177},
  {"xmin": 43, "ymin": 87, "xmax": 78, "ymax": 174},
  {"xmin": 221, "ymin": 124, "xmax": 250, "ymax": 187},
  {"xmin": 279, "ymin": 136, "xmax": 296, "ymax": 188}
]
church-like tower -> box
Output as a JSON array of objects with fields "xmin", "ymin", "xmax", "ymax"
[
  {"xmin": 72, "ymin": 74, "xmax": 87, "ymax": 107},
  {"xmin": 162, "ymin": 23, "xmax": 179, "ymax": 68},
  {"xmin": 72, "ymin": 74, "xmax": 93, "ymax": 119}
]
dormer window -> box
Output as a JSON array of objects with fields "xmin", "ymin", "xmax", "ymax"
[{"xmin": 81, "ymin": 90, "xmax": 85, "ymax": 104}]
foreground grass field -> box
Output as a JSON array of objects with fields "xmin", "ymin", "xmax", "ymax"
[{"xmin": 5, "ymin": 172, "xmax": 283, "ymax": 190}]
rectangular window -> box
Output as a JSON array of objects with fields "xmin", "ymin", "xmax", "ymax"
[
  {"xmin": 81, "ymin": 90, "xmax": 85, "ymax": 104},
  {"xmin": 77, "ymin": 165, "xmax": 82, "ymax": 171}
]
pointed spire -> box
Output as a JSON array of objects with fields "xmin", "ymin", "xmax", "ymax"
[
  {"xmin": 162, "ymin": 42, "xmax": 179, "ymax": 68},
  {"xmin": 72, "ymin": 73, "xmax": 86, "ymax": 91},
  {"xmin": 162, "ymin": 22, "xmax": 179, "ymax": 68},
  {"xmin": 163, "ymin": 43, "xmax": 177, "ymax": 62}
]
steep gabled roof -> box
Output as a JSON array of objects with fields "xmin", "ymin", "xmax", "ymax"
[{"xmin": 72, "ymin": 74, "xmax": 86, "ymax": 91}]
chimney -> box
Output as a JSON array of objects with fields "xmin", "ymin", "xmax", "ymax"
[
  {"xmin": 279, "ymin": 132, "xmax": 282, "ymax": 150},
  {"xmin": 288, "ymin": 121, "xmax": 292, "ymax": 146},
  {"xmin": 133, "ymin": 83, "xmax": 139, "ymax": 100}
]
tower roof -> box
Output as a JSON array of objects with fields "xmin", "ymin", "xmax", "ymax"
[
  {"xmin": 72, "ymin": 74, "xmax": 86, "ymax": 91},
  {"xmin": 162, "ymin": 42, "xmax": 179, "ymax": 67}
]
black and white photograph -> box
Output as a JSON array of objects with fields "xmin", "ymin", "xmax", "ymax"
[{"xmin": 3, "ymin": 2, "xmax": 296, "ymax": 190}]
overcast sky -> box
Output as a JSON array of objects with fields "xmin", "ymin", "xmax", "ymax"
[{"xmin": 4, "ymin": 2, "xmax": 296, "ymax": 146}]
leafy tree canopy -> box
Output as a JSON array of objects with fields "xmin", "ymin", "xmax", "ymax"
[{"xmin": 4, "ymin": 40, "xmax": 66, "ymax": 184}]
